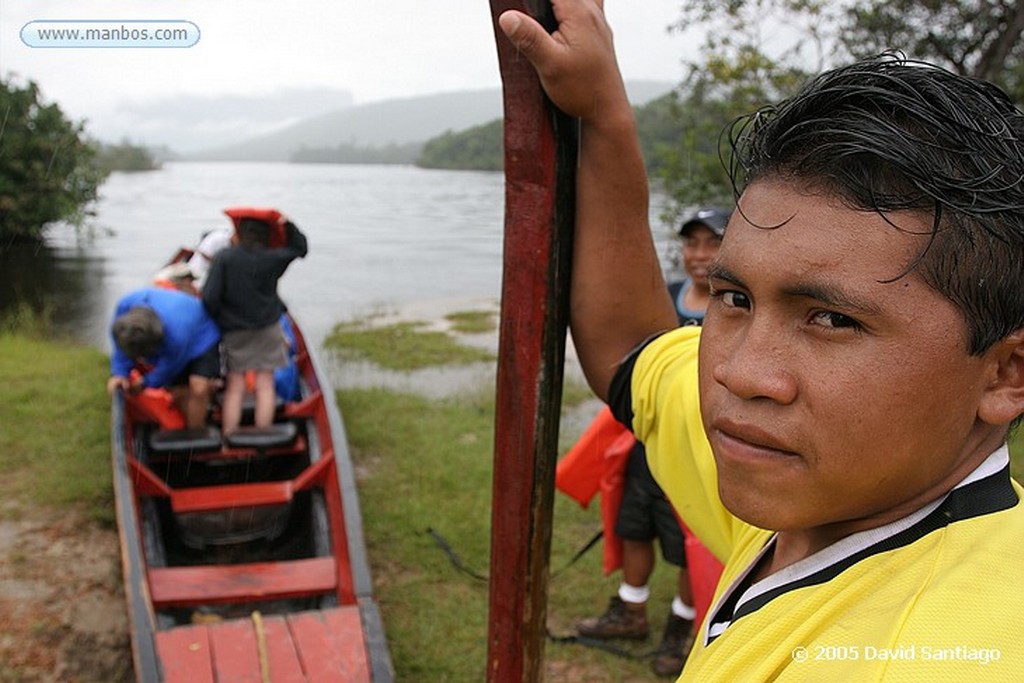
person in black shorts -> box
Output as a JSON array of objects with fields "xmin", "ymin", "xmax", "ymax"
[
  {"xmin": 576, "ymin": 208, "xmax": 727, "ymax": 677},
  {"xmin": 202, "ymin": 215, "xmax": 307, "ymax": 435}
]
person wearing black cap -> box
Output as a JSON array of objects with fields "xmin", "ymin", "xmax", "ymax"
[{"xmin": 670, "ymin": 208, "xmax": 730, "ymax": 326}]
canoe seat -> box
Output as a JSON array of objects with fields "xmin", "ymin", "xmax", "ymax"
[
  {"xmin": 224, "ymin": 422, "xmax": 297, "ymax": 450},
  {"xmin": 148, "ymin": 556, "xmax": 338, "ymax": 607},
  {"xmin": 171, "ymin": 481, "xmax": 296, "ymax": 514},
  {"xmin": 150, "ymin": 426, "xmax": 223, "ymax": 454}
]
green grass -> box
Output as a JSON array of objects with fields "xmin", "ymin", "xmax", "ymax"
[
  {"xmin": 0, "ymin": 333, "xmax": 113, "ymax": 523},
  {"xmin": 332, "ymin": 318, "xmax": 675, "ymax": 680},
  {"xmin": 339, "ymin": 384, "xmax": 678, "ymax": 681},
  {"xmin": 444, "ymin": 309, "xmax": 497, "ymax": 334},
  {"xmin": 325, "ymin": 318, "xmax": 494, "ymax": 370},
  {"xmin": 0, "ymin": 302, "xmax": 56, "ymax": 339}
]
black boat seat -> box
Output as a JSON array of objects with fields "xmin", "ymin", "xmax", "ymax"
[
  {"xmin": 224, "ymin": 422, "xmax": 298, "ymax": 450},
  {"xmin": 149, "ymin": 426, "xmax": 223, "ymax": 454}
]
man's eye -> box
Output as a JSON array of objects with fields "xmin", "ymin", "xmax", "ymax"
[
  {"xmin": 810, "ymin": 310, "xmax": 861, "ymax": 330},
  {"xmin": 721, "ymin": 291, "xmax": 751, "ymax": 310}
]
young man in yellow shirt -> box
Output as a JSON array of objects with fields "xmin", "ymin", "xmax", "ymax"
[{"xmin": 499, "ymin": 1, "xmax": 1024, "ymax": 680}]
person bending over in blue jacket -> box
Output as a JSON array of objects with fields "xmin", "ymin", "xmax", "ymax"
[{"xmin": 108, "ymin": 286, "xmax": 221, "ymax": 429}]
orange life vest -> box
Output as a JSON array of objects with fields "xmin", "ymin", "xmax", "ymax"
[{"xmin": 223, "ymin": 207, "xmax": 287, "ymax": 248}]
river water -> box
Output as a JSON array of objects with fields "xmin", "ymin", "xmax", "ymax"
[{"xmin": 1, "ymin": 162, "xmax": 677, "ymax": 353}]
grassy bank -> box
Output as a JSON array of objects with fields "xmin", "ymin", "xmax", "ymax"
[
  {"xmin": 0, "ymin": 332, "xmax": 113, "ymax": 522},
  {"xmin": 330, "ymin": 311, "xmax": 679, "ymax": 680},
  {"xmin": 326, "ymin": 312, "xmax": 496, "ymax": 370},
  {"xmin": 339, "ymin": 386, "xmax": 679, "ymax": 681}
]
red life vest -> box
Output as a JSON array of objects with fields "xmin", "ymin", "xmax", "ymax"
[
  {"xmin": 223, "ymin": 207, "xmax": 287, "ymax": 248},
  {"xmin": 556, "ymin": 405, "xmax": 724, "ymax": 628}
]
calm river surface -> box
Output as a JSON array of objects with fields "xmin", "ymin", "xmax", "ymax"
[{"xmin": 2, "ymin": 162, "xmax": 676, "ymax": 352}]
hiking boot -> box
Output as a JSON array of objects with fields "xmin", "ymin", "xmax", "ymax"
[
  {"xmin": 575, "ymin": 596, "xmax": 649, "ymax": 640},
  {"xmin": 651, "ymin": 612, "xmax": 695, "ymax": 677}
]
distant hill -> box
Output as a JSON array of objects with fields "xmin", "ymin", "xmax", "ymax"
[
  {"xmin": 187, "ymin": 81, "xmax": 675, "ymax": 163},
  {"xmin": 89, "ymin": 87, "xmax": 355, "ymax": 155}
]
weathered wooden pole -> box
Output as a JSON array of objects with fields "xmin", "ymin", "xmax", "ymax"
[{"xmin": 486, "ymin": 1, "xmax": 577, "ymax": 681}]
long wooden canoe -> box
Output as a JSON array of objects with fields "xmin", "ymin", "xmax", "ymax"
[{"xmin": 111, "ymin": 241, "xmax": 393, "ymax": 681}]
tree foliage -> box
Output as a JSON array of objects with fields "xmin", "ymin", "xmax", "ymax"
[
  {"xmin": 94, "ymin": 140, "xmax": 161, "ymax": 174},
  {"xmin": 0, "ymin": 77, "xmax": 108, "ymax": 240},
  {"xmin": 658, "ymin": 0, "xmax": 1024, "ymax": 218},
  {"xmin": 416, "ymin": 120, "xmax": 504, "ymax": 171},
  {"xmin": 841, "ymin": 0, "xmax": 1024, "ymax": 102},
  {"xmin": 291, "ymin": 141, "xmax": 421, "ymax": 165},
  {"xmin": 413, "ymin": 105, "xmax": 680, "ymax": 175}
]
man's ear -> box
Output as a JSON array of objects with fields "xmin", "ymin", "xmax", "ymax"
[{"xmin": 978, "ymin": 329, "xmax": 1024, "ymax": 426}]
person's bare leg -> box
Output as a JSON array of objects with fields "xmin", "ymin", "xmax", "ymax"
[
  {"xmin": 253, "ymin": 370, "xmax": 276, "ymax": 428},
  {"xmin": 221, "ymin": 372, "xmax": 246, "ymax": 434},
  {"xmin": 185, "ymin": 375, "xmax": 213, "ymax": 429},
  {"xmin": 621, "ymin": 538, "xmax": 656, "ymax": 589},
  {"xmin": 677, "ymin": 566, "xmax": 693, "ymax": 607},
  {"xmin": 170, "ymin": 386, "xmax": 189, "ymax": 422}
]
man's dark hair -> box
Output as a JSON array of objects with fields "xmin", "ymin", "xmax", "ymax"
[
  {"xmin": 727, "ymin": 53, "xmax": 1024, "ymax": 355},
  {"xmin": 112, "ymin": 306, "xmax": 163, "ymax": 359},
  {"xmin": 238, "ymin": 218, "xmax": 272, "ymax": 248}
]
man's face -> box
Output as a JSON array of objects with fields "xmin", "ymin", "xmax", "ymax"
[
  {"xmin": 680, "ymin": 224, "xmax": 722, "ymax": 288},
  {"xmin": 698, "ymin": 179, "xmax": 999, "ymax": 540}
]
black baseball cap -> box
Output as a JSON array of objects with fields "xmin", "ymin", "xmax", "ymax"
[{"xmin": 679, "ymin": 207, "xmax": 730, "ymax": 238}]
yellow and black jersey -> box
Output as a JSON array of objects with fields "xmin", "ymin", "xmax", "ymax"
[{"xmin": 609, "ymin": 326, "xmax": 1024, "ymax": 681}]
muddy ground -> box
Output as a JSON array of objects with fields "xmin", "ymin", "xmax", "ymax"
[{"xmin": 0, "ymin": 507, "xmax": 132, "ymax": 682}]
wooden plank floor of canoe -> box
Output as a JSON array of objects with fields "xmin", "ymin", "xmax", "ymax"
[{"xmin": 155, "ymin": 606, "xmax": 370, "ymax": 682}]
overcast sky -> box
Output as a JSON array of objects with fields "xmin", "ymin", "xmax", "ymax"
[{"xmin": 1, "ymin": 1, "xmax": 692, "ymax": 148}]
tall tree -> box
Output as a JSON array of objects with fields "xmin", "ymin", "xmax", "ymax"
[
  {"xmin": 658, "ymin": 0, "xmax": 1024, "ymax": 215},
  {"xmin": 841, "ymin": 0, "xmax": 1024, "ymax": 102},
  {"xmin": 660, "ymin": 0, "xmax": 831, "ymax": 218},
  {"xmin": 0, "ymin": 78, "xmax": 107, "ymax": 240}
]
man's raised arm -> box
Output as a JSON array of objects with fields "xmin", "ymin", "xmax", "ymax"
[{"xmin": 498, "ymin": 0, "xmax": 677, "ymax": 401}]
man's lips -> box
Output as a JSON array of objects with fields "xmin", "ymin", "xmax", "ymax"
[{"xmin": 710, "ymin": 418, "xmax": 800, "ymax": 462}]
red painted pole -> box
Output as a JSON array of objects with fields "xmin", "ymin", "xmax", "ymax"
[{"xmin": 486, "ymin": 2, "xmax": 577, "ymax": 681}]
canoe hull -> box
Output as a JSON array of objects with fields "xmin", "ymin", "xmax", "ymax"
[{"xmin": 112, "ymin": 308, "xmax": 393, "ymax": 681}]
